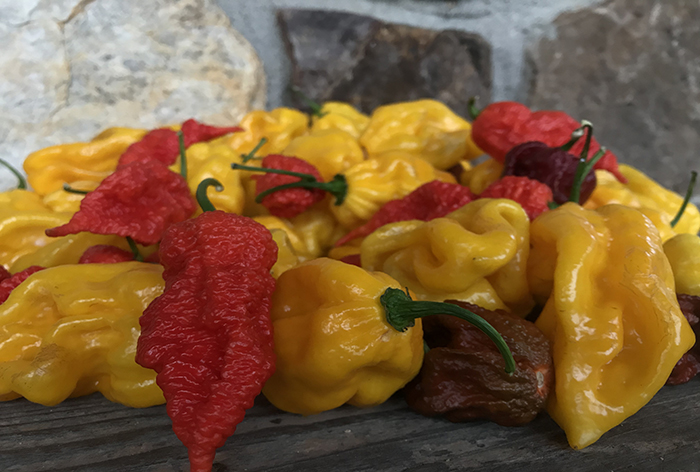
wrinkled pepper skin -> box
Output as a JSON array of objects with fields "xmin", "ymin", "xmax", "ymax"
[
  {"xmin": 23, "ymin": 127, "xmax": 147, "ymax": 195},
  {"xmin": 310, "ymin": 102, "xmax": 370, "ymax": 138},
  {"xmin": 664, "ymin": 233, "xmax": 700, "ymax": 297},
  {"xmin": 0, "ymin": 262, "xmax": 165, "ymax": 407},
  {"xmin": 170, "ymin": 138, "xmax": 246, "ymax": 215},
  {"xmin": 10, "ymin": 233, "xmax": 151, "ymax": 273},
  {"xmin": 330, "ymin": 152, "xmax": 456, "ymax": 229},
  {"xmin": 282, "ymin": 129, "xmax": 365, "ymax": 181},
  {"xmin": 0, "ymin": 202, "xmax": 71, "ymax": 268},
  {"xmin": 41, "ymin": 181, "xmax": 99, "ymax": 213},
  {"xmin": 460, "ymin": 158, "xmax": 504, "ymax": 195},
  {"xmin": 585, "ymin": 165, "xmax": 700, "ymax": 241},
  {"xmin": 528, "ymin": 203, "xmax": 695, "ymax": 449},
  {"xmin": 361, "ymin": 199, "xmax": 534, "ymax": 317},
  {"xmin": 262, "ymin": 258, "xmax": 424, "ymax": 415},
  {"xmin": 226, "ymin": 108, "xmax": 309, "ymax": 156},
  {"xmin": 360, "ymin": 99, "xmax": 482, "ymax": 170}
]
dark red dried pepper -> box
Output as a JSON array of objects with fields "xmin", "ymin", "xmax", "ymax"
[
  {"xmin": 46, "ymin": 160, "xmax": 196, "ymax": 246},
  {"xmin": 0, "ymin": 266, "xmax": 44, "ymax": 304},
  {"xmin": 404, "ymin": 301, "xmax": 554, "ymax": 426},
  {"xmin": 136, "ymin": 188, "xmax": 278, "ymax": 471},
  {"xmin": 335, "ymin": 180, "xmax": 475, "ymax": 247},
  {"xmin": 666, "ymin": 294, "xmax": 700, "ymax": 385},
  {"xmin": 118, "ymin": 119, "xmax": 242, "ymax": 167},
  {"xmin": 79, "ymin": 245, "xmax": 135, "ymax": 264},
  {"xmin": 471, "ymin": 101, "xmax": 626, "ymax": 183},
  {"xmin": 479, "ymin": 175, "xmax": 553, "ymax": 220}
]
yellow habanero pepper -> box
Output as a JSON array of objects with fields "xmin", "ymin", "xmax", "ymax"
[
  {"xmin": 584, "ymin": 164, "xmax": 700, "ymax": 241},
  {"xmin": 262, "ymin": 258, "xmax": 423, "ymax": 415},
  {"xmin": 225, "ymin": 107, "xmax": 309, "ymax": 156},
  {"xmin": 528, "ymin": 203, "xmax": 695, "ymax": 449},
  {"xmin": 0, "ymin": 189, "xmax": 69, "ymax": 268},
  {"xmin": 360, "ymin": 99, "xmax": 482, "ymax": 170},
  {"xmin": 0, "ymin": 262, "xmax": 165, "ymax": 407},
  {"xmin": 268, "ymin": 229, "xmax": 302, "ymax": 278},
  {"xmin": 23, "ymin": 127, "xmax": 147, "ymax": 196},
  {"xmin": 361, "ymin": 198, "xmax": 533, "ymax": 316},
  {"xmin": 170, "ymin": 138, "xmax": 246, "ymax": 215},
  {"xmin": 330, "ymin": 152, "xmax": 456, "ymax": 230},
  {"xmin": 664, "ymin": 233, "xmax": 700, "ymax": 297},
  {"xmin": 281, "ymin": 129, "xmax": 365, "ymax": 181},
  {"xmin": 9, "ymin": 233, "xmax": 140, "ymax": 273},
  {"xmin": 41, "ymin": 180, "xmax": 99, "ymax": 213},
  {"xmin": 310, "ymin": 102, "xmax": 370, "ymax": 138},
  {"xmin": 460, "ymin": 158, "xmax": 504, "ymax": 195}
]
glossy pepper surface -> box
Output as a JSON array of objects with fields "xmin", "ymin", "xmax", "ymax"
[
  {"xmin": 0, "ymin": 262, "xmax": 165, "ymax": 407},
  {"xmin": 226, "ymin": 107, "xmax": 309, "ymax": 156},
  {"xmin": 361, "ymin": 199, "xmax": 534, "ymax": 317},
  {"xmin": 262, "ymin": 258, "xmax": 424, "ymax": 415},
  {"xmin": 136, "ymin": 211, "xmax": 278, "ymax": 472},
  {"xmin": 46, "ymin": 160, "xmax": 196, "ymax": 246},
  {"xmin": 470, "ymin": 101, "xmax": 624, "ymax": 182},
  {"xmin": 360, "ymin": 99, "xmax": 482, "ymax": 170},
  {"xmin": 460, "ymin": 158, "xmax": 504, "ymax": 195},
  {"xmin": 330, "ymin": 152, "xmax": 456, "ymax": 229},
  {"xmin": 585, "ymin": 164, "xmax": 700, "ymax": 241},
  {"xmin": 664, "ymin": 233, "xmax": 700, "ymax": 297},
  {"xmin": 281, "ymin": 129, "xmax": 365, "ymax": 181},
  {"xmin": 310, "ymin": 102, "xmax": 370, "ymax": 138},
  {"xmin": 23, "ymin": 127, "xmax": 147, "ymax": 195},
  {"xmin": 41, "ymin": 181, "xmax": 99, "ymax": 213},
  {"xmin": 528, "ymin": 203, "xmax": 695, "ymax": 449}
]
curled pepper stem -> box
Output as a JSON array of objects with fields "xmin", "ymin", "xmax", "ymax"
[
  {"xmin": 0, "ymin": 158, "xmax": 27, "ymax": 190},
  {"xmin": 670, "ymin": 171, "xmax": 698, "ymax": 228},
  {"xmin": 241, "ymin": 137, "xmax": 268, "ymax": 163},
  {"xmin": 196, "ymin": 178, "xmax": 224, "ymax": 212},
  {"xmin": 290, "ymin": 86, "xmax": 327, "ymax": 118},
  {"xmin": 467, "ymin": 97, "xmax": 480, "ymax": 120},
  {"xmin": 231, "ymin": 162, "xmax": 349, "ymax": 205},
  {"xmin": 559, "ymin": 124, "xmax": 588, "ymax": 152},
  {"xmin": 126, "ymin": 236, "xmax": 144, "ymax": 262},
  {"xmin": 568, "ymin": 120, "xmax": 599, "ymax": 203},
  {"xmin": 62, "ymin": 183, "xmax": 90, "ymax": 195},
  {"xmin": 177, "ymin": 130, "xmax": 187, "ymax": 180},
  {"xmin": 380, "ymin": 288, "xmax": 516, "ymax": 374}
]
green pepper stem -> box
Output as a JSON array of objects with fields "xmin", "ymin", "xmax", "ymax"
[
  {"xmin": 241, "ymin": 137, "xmax": 268, "ymax": 163},
  {"xmin": 177, "ymin": 130, "xmax": 187, "ymax": 180},
  {"xmin": 380, "ymin": 288, "xmax": 516, "ymax": 374},
  {"xmin": 559, "ymin": 124, "xmax": 589, "ymax": 152},
  {"xmin": 568, "ymin": 120, "xmax": 597, "ymax": 203},
  {"xmin": 126, "ymin": 236, "xmax": 143, "ymax": 262},
  {"xmin": 231, "ymin": 163, "xmax": 349, "ymax": 205},
  {"xmin": 62, "ymin": 183, "xmax": 90, "ymax": 195},
  {"xmin": 467, "ymin": 97, "xmax": 480, "ymax": 120},
  {"xmin": 196, "ymin": 178, "xmax": 224, "ymax": 212},
  {"xmin": 670, "ymin": 171, "xmax": 698, "ymax": 228},
  {"xmin": 290, "ymin": 86, "xmax": 327, "ymax": 118},
  {"xmin": 0, "ymin": 158, "xmax": 27, "ymax": 190}
]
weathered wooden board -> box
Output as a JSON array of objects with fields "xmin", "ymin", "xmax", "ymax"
[{"xmin": 0, "ymin": 381, "xmax": 698, "ymax": 471}]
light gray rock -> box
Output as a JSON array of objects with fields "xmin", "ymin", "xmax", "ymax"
[
  {"xmin": 527, "ymin": 0, "xmax": 700, "ymax": 193},
  {"xmin": 0, "ymin": 0, "xmax": 265, "ymax": 190}
]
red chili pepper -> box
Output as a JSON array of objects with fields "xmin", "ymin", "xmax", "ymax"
[
  {"xmin": 136, "ymin": 199, "xmax": 278, "ymax": 471},
  {"xmin": 118, "ymin": 119, "xmax": 242, "ymax": 167},
  {"xmin": 0, "ymin": 266, "xmax": 44, "ymax": 304},
  {"xmin": 46, "ymin": 160, "xmax": 196, "ymax": 246},
  {"xmin": 0, "ymin": 266, "xmax": 10, "ymax": 283},
  {"xmin": 471, "ymin": 101, "xmax": 626, "ymax": 183},
  {"xmin": 335, "ymin": 180, "xmax": 475, "ymax": 247},
  {"xmin": 480, "ymin": 176, "xmax": 553, "ymax": 220},
  {"xmin": 78, "ymin": 245, "xmax": 135, "ymax": 264}
]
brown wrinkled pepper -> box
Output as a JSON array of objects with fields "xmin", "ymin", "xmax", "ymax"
[
  {"xmin": 667, "ymin": 294, "xmax": 700, "ymax": 385},
  {"xmin": 405, "ymin": 301, "xmax": 554, "ymax": 426}
]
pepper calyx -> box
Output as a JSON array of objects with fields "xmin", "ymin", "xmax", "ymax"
[{"xmin": 380, "ymin": 287, "xmax": 516, "ymax": 374}]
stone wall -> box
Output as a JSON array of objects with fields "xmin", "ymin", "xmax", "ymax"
[{"xmin": 2, "ymin": 0, "xmax": 699, "ymax": 200}]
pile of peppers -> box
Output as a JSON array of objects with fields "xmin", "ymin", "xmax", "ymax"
[{"xmin": 0, "ymin": 97, "xmax": 698, "ymax": 471}]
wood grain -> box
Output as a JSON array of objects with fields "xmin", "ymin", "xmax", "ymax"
[{"xmin": 0, "ymin": 381, "xmax": 698, "ymax": 471}]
